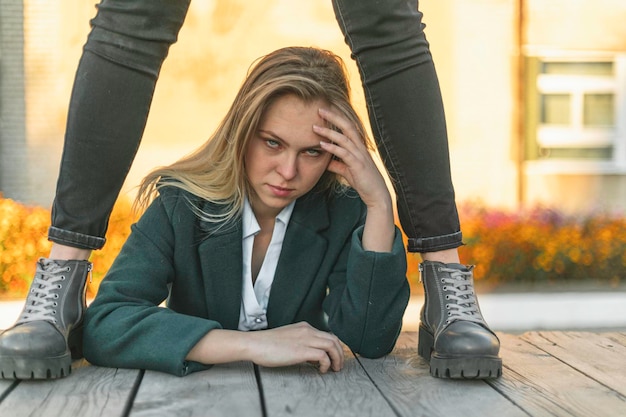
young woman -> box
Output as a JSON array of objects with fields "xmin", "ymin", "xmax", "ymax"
[{"xmin": 82, "ymin": 46, "xmax": 410, "ymax": 376}]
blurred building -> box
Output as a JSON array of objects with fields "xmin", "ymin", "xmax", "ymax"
[
  {"xmin": 1, "ymin": 0, "xmax": 626, "ymax": 215},
  {"xmin": 422, "ymin": 0, "xmax": 626, "ymax": 214}
]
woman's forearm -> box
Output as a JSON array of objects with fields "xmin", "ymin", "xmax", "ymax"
[{"xmin": 186, "ymin": 329, "xmax": 251, "ymax": 364}]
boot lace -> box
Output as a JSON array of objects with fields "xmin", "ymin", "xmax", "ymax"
[
  {"xmin": 17, "ymin": 260, "xmax": 70, "ymax": 325},
  {"xmin": 440, "ymin": 267, "xmax": 485, "ymax": 326}
]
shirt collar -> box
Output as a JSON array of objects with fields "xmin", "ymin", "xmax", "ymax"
[{"xmin": 242, "ymin": 197, "xmax": 296, "ymax": 239}]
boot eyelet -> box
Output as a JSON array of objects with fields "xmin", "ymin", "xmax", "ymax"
[
  {"xmin": 57, "ymin": 284, "xmax": 63, "ymax": 289},
  {"xmin": 53, "ymin": 302, "xmax": 58, "ymax": 307},
  {"xmin": 65, "ymin": 267, "xmax": 71, "ymax": 272},
  {"xmin": 61, "ymin": 276, "xmax": 66, "ymax": 281},
  {"xmin": 54, "ymin": 294, "xmax": 59, "ymax": 299},
  {"xmin": 445, "ymin": 304, "xmax": 450, "ymax": 309},
  {"xmin": 442, "ymin": 286, "xmax": 447, "ymax": 291}
]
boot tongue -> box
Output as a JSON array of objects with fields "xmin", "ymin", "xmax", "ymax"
[{"xmin": 38, "ymin": 258, "xmax": 64, "ymax": 274}]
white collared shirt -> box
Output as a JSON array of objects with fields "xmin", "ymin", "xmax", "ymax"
[{"xmin": 238, "ymin": 198, "xmax": 295, "ymax": 331}]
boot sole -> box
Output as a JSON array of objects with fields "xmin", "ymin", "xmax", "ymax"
[
  {"xmin": 0, "ymin": 353, "xmax": 72, "ymax": 380},
  {"xmin": 418, "ymin": 324, "xmax": 502, "ymax": 379},
  {"xmin": 0, "ymin": 325, "xmax": 82, "ymax": 380}
]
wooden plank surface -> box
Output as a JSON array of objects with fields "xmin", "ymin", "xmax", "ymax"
[
  {"xmin": 521, "ymin": 331, "xmax": 626, "ymax": 397},
  {"xmin": 0, "ymin": 359, "xmax": 139, "ymax": 417},
  {"xmin": 130, "ymin": 360, "xmax": 261, "ymax": 417},
  {"xmin": 258, "ymin": 348, "xmax": 396, "ymax": 417},
  {"xmin": 2, "ymin": 332, "xmax": 625, "ymax": 417},
  {"xmin": 489, "ymin": 333, "xmax": 626, "ymax": 417},
  {"xmin": 358, "ymin": 332, "xmax": 527, "ymax": 417},
  {"xmin": 0, "ymin": 379, "xmax": 17, "ymax": 402},
  {"xmin": 606, "ymin": 331, "xmax": 626, "ymax": 346}
]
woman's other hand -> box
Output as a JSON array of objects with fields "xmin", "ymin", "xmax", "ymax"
[
  {"xmin": 186, "ymin": 322, "xmax": 344, "ymax": 373},
  {"xmin": 248, "ymin": 322, "xmax": 344, "ymax": 373}
]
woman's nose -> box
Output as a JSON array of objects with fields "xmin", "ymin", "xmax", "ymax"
[{"xmin": 276, "ymin": 154, "xmax": 298, "ymax": 180}]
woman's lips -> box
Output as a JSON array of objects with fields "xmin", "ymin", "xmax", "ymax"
[{"xmin": 268, "ymin": 184, "xmax": 294, "ymax": 197}]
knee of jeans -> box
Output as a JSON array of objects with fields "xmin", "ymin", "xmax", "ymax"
[{"xmin": 86, "ymin": 0, "xmax": 190, "ymax": 76}]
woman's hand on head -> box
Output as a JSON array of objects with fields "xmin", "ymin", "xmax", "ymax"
[
  {"xmin": 314, "ymin": 108, "xmax": 395, "ymax": 253},
  {"xmin": 248, "ymin": 322, "xmax": 344, "ymax": 373},
  {"xmin": 314, "ymin": 108, "xmax": 391, "ymax": 210}
]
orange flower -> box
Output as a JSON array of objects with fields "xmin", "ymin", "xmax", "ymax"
[{"xmin": 2, "ymin": 196, "xmax": 626, "ymax": 297}]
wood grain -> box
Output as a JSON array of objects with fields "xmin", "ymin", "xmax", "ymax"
[
  {"xmin": 2, "ymin": 332, "xmax": 626, "ymax": 417},
  {"xmin": 489, "ymin": 333, "xmax": 626, "ymax": 417},
  {"xmin": 130, "ymin": 360, "xmax": 261, "ymax": 417},
  {"xmin": 0, "ymin": 379, "xmax": 17, "ymax": 401},
  {"xmin": 0, "ymin": 359, "xmax": 139, "ymax": 417},
  {"xmin": 258, "ymin": 347, "xmax": 396, "ymax": 417},
  {"xmin": 358, "ymin": 332, "xmax": 527, "ymax": 417},
  {"xmin": 521, "ymin": 331, "xmax": 626, "ymax": 396}
]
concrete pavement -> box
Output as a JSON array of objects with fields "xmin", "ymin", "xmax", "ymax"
[{"xmin": 2, "ymin": 291, "xmax": 626, "ymax": 332}]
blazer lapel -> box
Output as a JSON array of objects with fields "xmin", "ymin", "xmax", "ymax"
[
  {"xmin": 267, "ymin": 194, "xmax": 330, "ymax": 327},
  {"xmin": 198, "ymin": 220, "xmax": 243, "ymax": 330}
]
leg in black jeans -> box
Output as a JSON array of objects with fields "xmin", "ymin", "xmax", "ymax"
[
  {"xmin": 332, "ymin": 0, "xmax": 501, "ymax": 378},
  {"xmin": 0, "ymin": 0, "xmax": 191, "ymax": 380},
  {"xmin": 49, "ymin": 0, "xmax": 191, "ymax": 250},
  {"xmin": 333, "ymin": 0, "xmax": 461, "ymax": 253}
]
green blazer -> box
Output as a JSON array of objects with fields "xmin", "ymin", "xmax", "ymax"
[{"xmin": 84, "ymin": 187, "xmax": 409, "ymax": 376}]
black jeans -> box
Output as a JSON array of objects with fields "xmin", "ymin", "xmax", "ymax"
[{"xmin": 49, "ymin": 0, "xmax": 461, "ymax": 253}]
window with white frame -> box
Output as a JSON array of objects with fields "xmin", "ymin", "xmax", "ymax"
[{"xmin": 525, "ymin": 54, "xmax": 626, "ymax": 169}]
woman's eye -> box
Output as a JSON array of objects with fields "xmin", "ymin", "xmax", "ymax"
[
  {"xmin": 304, "ymin": 149, "xmax": 322, "ymax": 157},
  {"xmin": 265, "ymin": 139, "xmax": 280, "ymax": 148}
]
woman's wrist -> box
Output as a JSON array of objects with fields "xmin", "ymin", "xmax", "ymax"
[
  {"xmin": 362, "ymin": 201, "xmax": 395, "ymax": 253},
  {"xmin": 186, "ymin": 329, "xmax": 252, "ymax": 365}
]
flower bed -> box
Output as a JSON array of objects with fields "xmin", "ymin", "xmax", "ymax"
[
  {"xmin": 456, "ymin": 203, "xmax": 626, "ymax": 291},
  {"xmin": 0, "ymin": 195, "xmax": 136, "ymax": 298},
  {"xmin": 1, "ymin": 195, "xmax": 625, "ymax": 298}
]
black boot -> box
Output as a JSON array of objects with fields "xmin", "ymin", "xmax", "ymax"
[
  {"xmin": 418, "ymin": 261, "xmax": 501, "ymax": 379},
  {"xmin": 0, "ymin": 258, "xmax": 91, "ymax": 379}
]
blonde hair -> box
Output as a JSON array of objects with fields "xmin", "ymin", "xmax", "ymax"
[{"xmin": 136, "ymin": 46, "xmax": 372, "ymax": 225}]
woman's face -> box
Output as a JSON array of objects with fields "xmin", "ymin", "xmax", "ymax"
[{"xmin": 244, "ymin": 94, "xmax": 333, "ymax": 220}]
